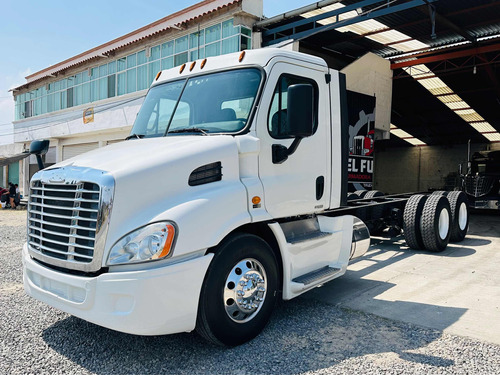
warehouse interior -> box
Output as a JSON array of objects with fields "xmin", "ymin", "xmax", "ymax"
[{"xmin": 256, "ymin": 0, "xmax": 500, "ymax": 193}]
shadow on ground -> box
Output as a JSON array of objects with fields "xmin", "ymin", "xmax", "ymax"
[
  {"xmin": 42, "ymin": 295, "xmax": 463, "ymax": 374},
  {"xmin": 41, "ymin": 215, "xmax": 496, "ymax": 374}
]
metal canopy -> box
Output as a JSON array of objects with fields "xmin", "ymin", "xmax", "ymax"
[
  {"xmin": 261, "ymin": 0, "xmax": 437, "ymax": 47},
  {"xmin": 257, "ymin": 0, "xmax": 500, "ymax": 147},
  {"xmin": 0, "ymin": 152, "xmax": 29, "ymax": 168}
]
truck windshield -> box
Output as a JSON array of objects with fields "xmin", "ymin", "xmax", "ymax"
[
  {"xmin": 472, "ymin": 162, "xmax": 500, "ymax": 174},
  {"xmin": 130, "ymin": 68, "xmax": 262, "ymax": 138}
]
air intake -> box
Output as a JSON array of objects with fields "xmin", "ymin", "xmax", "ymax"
[{"xmin": 189, "ymin": 162, "xmax": 222, "ymax": 186}]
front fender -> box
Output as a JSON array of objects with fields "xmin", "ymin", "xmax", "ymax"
[{"xmin": 103, "ymin": 180, "xmax": 251, "ymax": 266}]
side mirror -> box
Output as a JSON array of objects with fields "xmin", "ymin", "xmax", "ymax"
[
  {"xmin": 272, "ymin": 84, "xmax": 315, "ymax": 164},
  {"xmin": 29, "ymin": 140, "xmax": 50, "ymax": 170},
  {"xmin": 286, "ymin": 84, "xmax": 314, "ymax": 138},
  {"xmin": 29, "ymin": 140, "xmax": 50, "ymax": 155}
]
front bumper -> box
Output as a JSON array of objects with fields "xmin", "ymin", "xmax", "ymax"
[
  {"xmin": 23, "ymin": 243, "xmax": 213, "ymax": 335},
  {"xmin": 470, "ymin": 199, "xmax": 500, "ymax": 210}
]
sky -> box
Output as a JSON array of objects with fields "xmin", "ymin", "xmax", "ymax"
[{"xmin": 0, "ymin": 0, "xmax": 315, "ymax": 139}]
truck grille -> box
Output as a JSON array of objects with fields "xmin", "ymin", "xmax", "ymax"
[
  {"xmin": 28, "ymin": 181, "xmax": 100, "ymax": 264},
  {"xmin": 464, "ymin": 175, "xmax": 495, "ymax": 197}
]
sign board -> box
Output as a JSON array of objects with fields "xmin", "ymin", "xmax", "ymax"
[
  {"xmin": 83, "ymin": 107, "xmax": 94, "ymax": 124},
  {"xmin": 347, "ymin": 91, "xmax": 376, "ymax": 192}
]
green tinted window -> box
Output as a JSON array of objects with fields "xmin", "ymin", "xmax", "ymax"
[{"xmin": 206, "ymin": 24, "xmax": 221, "ymax": 43}]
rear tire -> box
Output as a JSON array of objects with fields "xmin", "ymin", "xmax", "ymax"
[
  {"xmin": 431, "ymin": 190, "xmax": 447, "ymax": 196},
  {"xmin": 355, "ymin": 190, "xmax": 368, "ymax": 198},
  {"xmin": 196, "ymin": 233, "xmax": 278, "ymax": 346},
  {"xmin": 364, "ymin": 190, "xmax": 385, "ymax": 222},
  {"xmin": 421, "ymin": 195, "xmax": 451, "ymax": 252},
  {"xmin": 403, "ymin": 194, "xmax": 428, "ymax": 250},
  {"xmin": 347, "ymin": 192, "xmax": 359, "ymax": 201},
  {"xmin": 447, "ymin": 191, "xmax": 469, "ymax": 242},
  {"xmin": 364, "ymin": 190, "xmax": 384, "ymax": 199}
]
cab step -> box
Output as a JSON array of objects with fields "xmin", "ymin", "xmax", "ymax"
[
  {"xmin": 280, "ymin": 217, "xmax": 333, "ymax": 244},
  {"xmin": 288, "ymin": 230, "xmax": 331, "ymax": 244},
  {"xmin": 292, "ymin": 266, "xmax": 341, "ymax": 285}
]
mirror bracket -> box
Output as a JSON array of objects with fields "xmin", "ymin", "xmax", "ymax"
[
  {"xmin": 272, "ymin": 137, "xmax": 303, "ymax": 164},
  {"xmin": 29, "ymin": 139, "xmax": 50, "ymax": 170}
]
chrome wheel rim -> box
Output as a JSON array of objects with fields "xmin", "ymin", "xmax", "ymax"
[
  {"xmin": 458, "ymin": 202, "xmax": 468, "ymax": 230},
  {"xmin": 438, "ymin": 208, "xmax": 450, "ymax": 240},
  {"xmin": 223, "ymin": 258, "xmax": 267, "ymax": 323}
]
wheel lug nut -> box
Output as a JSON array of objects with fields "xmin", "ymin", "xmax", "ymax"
[
  {"xmin": 239, "ymin": 281, "xmax": 247, "ymax": 286},
  {"xmin": 237, "ymin": 291, "xmax": 244, "ymax": 296}
]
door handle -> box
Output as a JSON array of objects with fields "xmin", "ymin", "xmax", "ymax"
[{"xmin": 316, "ymin": 176, "xmax": 325, "ymax": 200}]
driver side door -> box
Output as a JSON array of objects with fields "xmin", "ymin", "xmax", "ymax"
[{"xmin": 256, "ymin": 61, "xmax": 331, "ymax": 218}]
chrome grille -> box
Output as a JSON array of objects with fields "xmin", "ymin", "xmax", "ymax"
[
  {"xmin": 28, "ymin": 181, "xmax": 100, "ymax": 264},
  {"xmin": 464, "ymin": 175, "xmax": 495, "ymax": 197}
]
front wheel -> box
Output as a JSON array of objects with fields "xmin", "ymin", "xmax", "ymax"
[{"xmin": 196, "ymin": 233, "xmax": 279, "ymax": 346}]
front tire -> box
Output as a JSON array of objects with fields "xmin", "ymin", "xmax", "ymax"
[{"xmin": 196, "ymin": 233, "xmax": 279, "ymax": 346}]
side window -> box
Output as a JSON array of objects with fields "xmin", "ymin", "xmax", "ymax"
[{"xmin": 268, "ymin": 74, "xmax": 318, "ymax": 139}]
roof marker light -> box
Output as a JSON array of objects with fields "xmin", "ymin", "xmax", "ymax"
[
  {"xmin": 190, "ymin": 61, "xmax": 196, "ymax": 71},
  {"xmin": 239, "ymin": 50, "xmax": 246, "ymax": 62},
  {"xmin": 155, "ymin": 71, "xmax": 162, "ymax": 81},
  {"xmin": 179, "ymin": 63, "xmax": 186, "ymax": 74},
  {"xmin": 200, "ymin": 58, "xmax": 207, "ymax": 69}
]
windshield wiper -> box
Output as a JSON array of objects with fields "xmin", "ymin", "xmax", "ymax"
[
  {"xmin": 125, "ymin": 134, "xmax": 145, "ymax": 140},
  {"xmin": 167, "ymin": 128, "xmax": 208, "ymax": 135}
]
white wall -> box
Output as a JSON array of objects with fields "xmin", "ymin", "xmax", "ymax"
[
  {"xmin": 13, "ymin": 93, "xmax": 145, "ymax": 143},
  {"xmin": 341, "ymin": 52, "xmax": 392, "ymax": 137}
]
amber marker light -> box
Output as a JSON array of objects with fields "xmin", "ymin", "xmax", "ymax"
[
  {"xmin": 155, "ymin": 71, "xmax": 162, "ymax": 81},
  {"xmin": 190, "ymin": 61, "xmax": 196, "ymax": 71},
  {"xmin": 156, "ymin": 224, "xmax": 176, "ymax": 259},
  {"xmin": 252, "ymin": 196, "xmax": 261, "ymax": 205},
  {"xmin": 200, "ymin": 58, "xmax": 207, "ymax": 69},
  {"xmin": 239, "ymin": 50, "xmax": 246, "ymax": 62},
  {"xmin": 179, "ymin": 63, "xmax": 186, "ymax": 73}
]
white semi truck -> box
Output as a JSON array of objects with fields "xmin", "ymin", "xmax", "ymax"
[{"xmin": 23, "ymin": 49, "xmax": 469, "ymax": 346}]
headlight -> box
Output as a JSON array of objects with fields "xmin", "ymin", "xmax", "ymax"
[{"xmin": 107, "ymin": 222, "xmax": 176, "ymax": 265}]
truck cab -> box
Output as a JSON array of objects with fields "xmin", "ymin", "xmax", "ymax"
[
  {"xmin": 462, "ymin": 150, "xmax": 500, "ymax": 210},
  {"xmin": 23, "ymin": 48, "xmax": 372, "ymax": 346}
]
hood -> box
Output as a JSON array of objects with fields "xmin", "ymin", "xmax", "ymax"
[{"xmin": 52, "ymin": 136, "xmax": 237, "ymax": 178}]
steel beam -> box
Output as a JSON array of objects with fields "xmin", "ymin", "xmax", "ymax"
[
  {"xmin": 262, "ymin": 0, "xmax": 437, "ymax": 46},
  {"xmin": 262, "ymin": 0, "xmax": 383, "ymax": 38},
  {"xmin": 391, "ymin": 43, "xmax": 500, "ymax": 69}
]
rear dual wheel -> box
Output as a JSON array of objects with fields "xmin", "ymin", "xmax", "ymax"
[
  {"xmin": 420, "ymin": 195, "xmax": 452, "ymax": 252},
  {"xmin": 428, "ymin": 191, "xmax": 469, "ymax": 242},
  {"xmin": 446, "ymin": 191, "xmax": 469, "ymax": 242},
  {"xmin": 403, "ymin": 194, "xmax": 453, "ymax": 252}
]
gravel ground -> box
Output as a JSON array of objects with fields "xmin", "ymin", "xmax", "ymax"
[{"xmin": 2, "ymin": 209, "xmax": 500, "ymax": 374}]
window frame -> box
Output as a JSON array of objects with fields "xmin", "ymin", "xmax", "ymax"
[{"xmin": 267, "ymin": 73, "xmax": 320, "ymax": 140}]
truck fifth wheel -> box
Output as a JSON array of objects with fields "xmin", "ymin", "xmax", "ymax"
[{"xmin": 23, "ymin": 49, "xmax": 468, "ymax": 346}]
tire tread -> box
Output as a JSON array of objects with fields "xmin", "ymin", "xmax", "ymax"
[
  {"xmin": 421, "ymin": 195, "xmax": 451, "ymax": 252},
  {"xmin": 403, "ymin": 194, "xmax": 427, "ymax": 250}
]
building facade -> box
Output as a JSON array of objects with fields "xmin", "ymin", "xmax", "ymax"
[{"xmin": 2, "ymin": 0, "xmax": 262, "ymax": 194}]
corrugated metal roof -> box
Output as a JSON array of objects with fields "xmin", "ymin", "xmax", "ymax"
[{"xmin": 261, "ymin": 0, "xmax": 500, "ymax": 145}]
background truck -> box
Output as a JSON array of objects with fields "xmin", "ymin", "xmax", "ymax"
[
  {"xmin": 460, "ymin": 150, "xmax": 500, "ymax": 210},
  {"xmin": 23, "ymin": 49, "xmax": 469, "ymax": 347}
]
